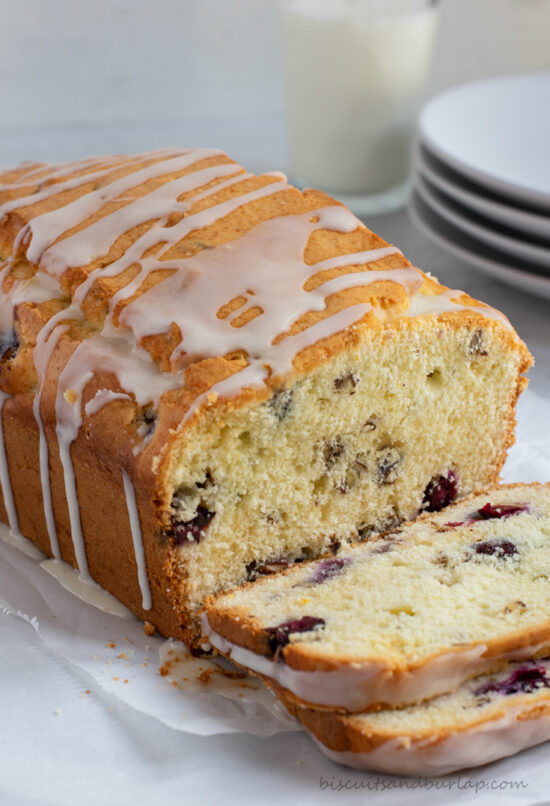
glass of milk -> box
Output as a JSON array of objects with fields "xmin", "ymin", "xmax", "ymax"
[{"xmin": 282, "ymin": 0, "xmax": 439, "ymax": 215}]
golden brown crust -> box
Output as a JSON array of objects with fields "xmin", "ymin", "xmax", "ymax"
[
  {"xmin": 203, "ymin": 630, "xmax": 550, "ymax": 717},
  {"xmin": 280, "ymin": 691, "xmax": 550, "ymax": 754}
]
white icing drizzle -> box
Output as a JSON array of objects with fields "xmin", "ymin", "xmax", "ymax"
[
  {"xmin": 0, "ymin": 390, "xmax": 20, "ymax": 536},
  {"xmin": 19, "ymin": 149, "xmax": 225, "ymax": 272},
  {"xmin": 0, "ymin": 151, "xmax": 147, "ymax": 194},
  {"xmin": 32, "ymin": 316, "xmax": 74, "ymax": 559},
  {"xmin": 116, "ymin": 213, "xmax": 402, "ymax": 368},
  {"xmin": 2, "ymin": 147, "xmax": 195, "ymax": 220},
  {"xmin": 406, "ymin": 286, "xmax": 512, "ymax": 329},
  {"xmin": 6, "ymin": 153, "xmax": 184, "ymax": 259},
  {"xmin": 190, "ymin": 169, "xmax": 253, "ymax": 202},
  {"xmin": 12, "ymin": 272, "xmax": 64, "ymax": 304},
  {"xmin": 203, "ymin": 613, "xmax": 550, "ymax": 713},
  {"xmin": 0, "ymin": 263, "xmax": 68, "ymax": 558},
  {"xmin": 0, "ymin": 264, "xmax": 64, "ymax": 339},
  {"xmin": 42, "ymin": 174, "xmax": 290, "ymax": 287},
  {"xmin": 53, "ymin": 332, "xmax": 183, "ymax": 579},
  {"xmin": 84, "ymin": 389, "xmax": 131, "ymax": 417},
  {"xmin": 4, "ymin": 163, "xmax": 136, "ymax": 217},
  {"xmin": 37, "ymin": 158, "xmax": 241, "ymax": 277},
  {"xmin": 0, "ymin": 146, "xmax": 514, "ymax": 604},
  {"xmin": 203, "ymin": 614, "xmax": 488, "ymax": 711},
  {"xmin": 310, "ymin": 707, "xmax": 550, "ymax": 776},
  {"xmin": 122, "ymin": 469, "xmax": 152, "ymax": 611}
]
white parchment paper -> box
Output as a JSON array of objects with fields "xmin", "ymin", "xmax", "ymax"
[
  {"xmin": 1, "ymin": 388, "xmax": 550, "ymax": 751},
  {"xmin": 0, "ymin": 534, "xmax": 295, "ymax": 737}
]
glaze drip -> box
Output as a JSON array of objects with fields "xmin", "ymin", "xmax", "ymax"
[
  {"xmin": 0, "ymin": 391, "xmax": 20, "ymax": 536},
  {"xmin": 122, "ymin": 469, "xmax": 152, "ymax": 611}
]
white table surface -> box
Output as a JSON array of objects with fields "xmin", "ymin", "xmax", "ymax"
[{"xmin": 1, "ymin": 123, "xmax": 550, "ymax": 806}]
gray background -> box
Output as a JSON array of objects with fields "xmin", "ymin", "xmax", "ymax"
[{"xmin": 2, "ymin": 0, "xmax": 550, "ymax": 129}]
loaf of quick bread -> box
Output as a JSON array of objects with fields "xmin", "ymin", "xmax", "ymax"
[{"xmin": 0, "ymin": 147, "xmax": 532, "ymax": 646}]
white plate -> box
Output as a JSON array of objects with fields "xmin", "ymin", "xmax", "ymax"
[
  {"xmin": 419, "ymin": 73, "xmax": 550, "ymax": 211},
  {"xmin": 408, "ymin": 190, "xmax": 550, "ymax": 301},
  {"xmin": 414, "ymin": 172, "xmax": 550, "ymax": 271},
  {"xmin": 416, "ymin": 145, "xmax": 550, "ymax": 241}
]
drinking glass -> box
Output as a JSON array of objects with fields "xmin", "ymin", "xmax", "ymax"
[{"xmin": 282, "ymin": 0, "xmax": 439, "ymax": 215}]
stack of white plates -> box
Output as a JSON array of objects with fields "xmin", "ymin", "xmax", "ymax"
[{"xmin": 411, "ymin": 73, "xmax": 550, "ymax": 299}]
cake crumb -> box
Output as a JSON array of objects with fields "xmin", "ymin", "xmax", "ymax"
[
  {"xmin": 220, "ymin": 669, "xmax": 246, "ymax": 680},
  {"xmin": 198, "ymin": 669, "xmax": 214, "ymax": 684},
  {"xmin": 106, "ymin": 642, "xmax": 116, "ymax": 649},
  {"xmin": 143, "ymin": 621, "xmax": 155, "ymax": 637}
]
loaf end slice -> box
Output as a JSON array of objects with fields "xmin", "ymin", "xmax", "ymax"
[{"xmin": 281, "ymin": 655, "xmax": 550, "ymax": 776}]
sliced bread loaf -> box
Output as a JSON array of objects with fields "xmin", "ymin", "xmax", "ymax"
[
  {"xmin": 0, "ymin": 149, "xmax": 530, "ymax": 647},
  {"xmin": 203, "ymin": 483, "xmax": 550, "ymax": 712}
]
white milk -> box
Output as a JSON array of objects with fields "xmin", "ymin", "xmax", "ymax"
[{"xmin": 282, "ymin": 0, "xmax": 438, "ymax": 200}]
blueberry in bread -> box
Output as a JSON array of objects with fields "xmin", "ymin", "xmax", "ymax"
[
  {"xmin": 282, "ymin": 656, "xmax": 550, "ymax": 775},
  {"xmin": 204, "ymin": 483, "xmax": 550, "ymax": 710},
  {"xmin": 0, "ymin": 148, "xmax": 531, "ymax": 646}
]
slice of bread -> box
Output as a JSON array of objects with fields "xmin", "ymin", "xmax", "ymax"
[
  {"xmin": 204, "ymin": 483, "xmax": 550, "ymax": 712},
  {"xmin": 281, "ymin": 656, "xmax": 550, "ymax": 776}
]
